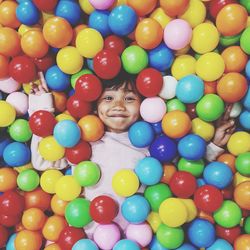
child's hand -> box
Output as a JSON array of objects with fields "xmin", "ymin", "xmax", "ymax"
[
  {"xmin": 30, "ymin": 71, "xmax": 49, "ymax": 95},
  {"xmin": 212, "ymin": 104, "xmax": 236, "ymax": 148}
]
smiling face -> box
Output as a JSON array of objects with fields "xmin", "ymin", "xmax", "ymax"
[{"xmin": 97, "ymin": 82, "xmax": 141, "ymax": 133}]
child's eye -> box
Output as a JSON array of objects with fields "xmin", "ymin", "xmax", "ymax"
[
  {"xmin": 125, "ymin": 96, "xmax": 136, "ymax": 102},
  {"xmin": 104, "ymin": 96, "xmax": 113, "ymax": 101}
]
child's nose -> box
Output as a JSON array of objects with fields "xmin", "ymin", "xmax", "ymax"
[{"xmin": 113, "ymin": 100, "xmax": 125, "ymax": 110}]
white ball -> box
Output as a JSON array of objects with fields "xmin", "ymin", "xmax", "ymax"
[
  {"xmin": 159, "ymin": 75, "xmax": 178, "ymax": 100},
  {"xmin": 6, "ymin": 92, "xmax": 28, "ymax": 116},
  {"xmin": 230, "ymin": 102, "xmax": 242, "ymax": 118}
]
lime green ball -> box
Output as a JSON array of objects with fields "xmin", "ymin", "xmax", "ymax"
[
  {"xmin": 17, "ymin": 169, "xmax": 40, "ymax": 192},
  {"xmin": 244, "ymin": 216, "xmax": 250, "ymax": 234},
  {"xmin": 240, "ymin": 27, "xmax": 250, "ymax": 55},
  {"xmin": 235, "ymin": 152, "xmax": 250, "ymax": 176},
  {"xmin": 178, "ymin": 158, "xmax": 205, "ymax": 177},
  {"xmin": 213, "ymin": 200, "xmax": 242, "ymax": 228},
  {"xmin": 240, "ymin": 0, "xmax": 250, "ymax": 13},
  {"xmin": 71, "ymin": 69, "xmax": 93, "ymax": 88},
  {"xmin": 156, "ymin": 224, "xmax": 184, "ymax": 249},
  {"xmin": 220, "ymin": 33, "xmax": 241, "ymax": 47},
  {"xmin": 9, "ymin": 119, "xmax": 32, "ymax": 142},
  {"xmin": 74, "ymin": 161, "xmax": 101, "ymax": 187},
  {"xmin": 121, "ymin": 45, "xmax": 148, "ymax": 74},
  {"xmin": 65, "ymin": 198, "xmax": 92, "ymax": 227},
  {"xmin": 144, "ymin": 183, "xmax": 172, "ymax": 212},
  {"xmin": 166, "ymin": 99, "xmax": 186, "ymax": 112},
  {"xmin": 196, "ymin": 94, "xmax": 224, "ymax": 122}
]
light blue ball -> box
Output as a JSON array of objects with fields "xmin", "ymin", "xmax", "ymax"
[
  {"xmin": 6, "ymin": 233, "xmax": 17, "ymax": 250},
  {"xmin": 121, "ymin": 195, "xmax": 150, "ymax": 224},
  {"xmin": 72, "ymin": 239, "xmax": 99, "ymax": 250},
  {"xmin": 207, "ymin": 238, "xmax": 233, "ymax": 250},
  {"xmin": 245, "ymin": 59, "xmax": 250, "ymax": 80},
  {"xmin": 176, "ymin": 243, "xmax": 197, "ymax": 250},
  {"xmin": 242, "ymin": 86, "xmax": 250, "ymax": 111},
  {"xmin": 239, "ymin": 110, "xmax": 250, "ymax": 130},
  {"xmin": 113, "ymin": 239, "xmax": 140, "ymax": 250},
  {"xmin": 149, "ymin": 236, "xmax": 169, "ymax": 250},
  {"xmin": 135, "ymin": 157, "xmax": 163, "ymax": 185},
  {"xmin": 176, "ymin": 74, "xmax": 204, "ymax": 103},
  {"xmin": 87, "ymin": 58, "xmax": 94, "ymax": 71}
]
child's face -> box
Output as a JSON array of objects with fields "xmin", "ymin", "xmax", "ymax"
[{"xmin": 97, "ymin": 83, "xmax": 141, "ymax": 133}]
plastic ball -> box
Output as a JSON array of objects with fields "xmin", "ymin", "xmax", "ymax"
[
  {"xmin": 113, "ymin": 239, "xmax": 140, "ymax": 250},
  {"xmin": 89, "ymin": 0, "xmax": 115, "ymax": 10},
  {"xmin": 17, "ymin": 169, "xmax": 40, "ymax": 192},
  {"xmin": 235, "ymin": 152, "xmax": 250, "ymax": 176},
  {"xmin": 127, "ymin": 0, "xmax": 157, "ymax": 16},
  {"xmin": 216, "ymin": 225, "xmax": 241, "ymax": 245},
  {"xmin": 0, "ymin": 1, "xmax": 20, "ymax": 28},
  {"xmin": 104, "ymin": 35, "xmax": 125, "ymax": 55},
  {"xmin": 71, "ymin": 69, "xmax": 93, "ymax": 88},
  {"xmin": 72, "ymin": 239, "xmax": 98, "ymax": 250},
  {"xmin": 158, "ymin": 76, "xmax": 177, "ymax": 100},
  {"xmin": 150, "ymin": 7, "xmax": 172, "ymax": 29},
  {"xmin": 6, "ymin": 92, "xmax": 28, "ymax": 116},
  {"xmin": 208, "ymin": 0, "xmax": 237, "ymax": 19},
  {"xmin": 242, "ymin": 87, "xmax": 250, "ymax": 111},
  {"xmin": 0, "ymin": 168, "xmax": 17, "ymax": 192},
  {"xmin": 149, "ymin": 236, "xmax": 168, "ymax": 250},
  {"xmin": 51, "ymin": 194, "xmax": 68, "ymax": 216},
  {"xmin": 40, "ymin": 169, "xmax": 63, "ymax": 194},
  {"xmin": 240, "ymin": 27, "xmax": 250, "ymax": 55},
  {"xmin": 159, "ymin": 0, "xmax": 190, "ymax": 17},
  {"xmin": 0, "ymin": 54, "xmax": 9, "ymax": 79},
  {"xmin": 234, "ymin": 181, "xmax": 250, "ymax": 210},
  {"xmin": 207, "ymin": 238, "xmax": 233, "ymax": 250},
  {"xmin": 9, "ymin": 119, "xmax": 32, "ymax": 142},
  {"xmin": 15, "ymin": 230, "xmax": 42, "ymax": 250},
  {"xmin": 44, "ymin": 244, "xmax": 61, "ymax": 250},
  {"xmin": 234, "ymin": 235, "xmax": 250, "ymax": 250},
  {"xmin": 239, "ymin": 110, "xmax": 250, "ymax": 130},
  {"xmin": 33, "ymin": 0, "xmax": 58, "ymax": 12},
  {"xmin": 177, "ymin": 158, "xmax": 205, "ymax": 177},
  {"xmin": 6, "ymin": 233, "xmax": 16, "ymax": 250},
  {"xmin": 227, "ymin": 132, "xmax": 250, "ymax": 155},
  {"xmin": 0, "ymin": 100, "xmax": 16, "ymax": 127},
  {"xmin": 0, "ymin": 77, "xmax": 21, "ymax": 94}
]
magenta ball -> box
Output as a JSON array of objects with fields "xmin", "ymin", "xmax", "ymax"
[{"xmin": 89, "ymin": 0, "xmax": 115, "ymax": 10}]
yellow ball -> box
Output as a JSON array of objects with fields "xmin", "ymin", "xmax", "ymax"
[
  {"xmin": 192, "ymin": 118, "xmax": 215, "ymax": 141},
  {"xmin": 14, "ymin": 162, "xmax": 33, "ymax": 173},
  {"xmin": 55, "ymin": 176, "xmax": 81, "ymax": 201},
  {"xmin": 227, "ymin": 132, "xmax": 250, "ymax": 156},
  {"xmin": 147, "ymin": 212, "xmax": 162, "ymax": 233},
  {"xmin": 0, "ymin": 100, "xmax": 16, "ymax": 127},
  {"xmin": 191, "ymin": 23, "xmax": 219, "ymax": 54},
  {"xmin": 40, "ymin": 170, "xmax": 63, "ymax": 194},
  {"xmin": 159, "ymin": 198, "xmax": 188, "ymax": 227},
  {"xmin": 38, "ymin": 136, "xmax": 65, "ymax": 161},
  {"xmin": 171, "ymin": 55, "xmax": 196, "ymax": 80},
  {"xmin": 79, "ymin": 0, "xmax": 95, "ymax": 15},
  {"xmin": 180, "ymin": 199, "xmax": 197, "ymax": 223},
  {"xmin": 112, "ymin": 169, "xmax": 139, "ymax": 197},
  {"xmin": 150, "ymin": 7, "xmax": 172, "ymax": 29},
  {"xmin": 18, "ymin": 24, "xmax": 41, "ymax": 36},
  {"xmin": 56, "ymin": 46, "xmax": 83, "ymax": 74},
  {"xmin": 55, "ymin": 113, "xmax": 76, "ymax": 122},
  {"xmin": 233, "ymin": 172, "xmax": 250, "ymax": 187},
  {"xmin": 76, "ymin": 28, "xmax": 104, "ymax": 58},
  {"xmin": 115, "ymin": 0, "xmax": 127, "ymax": 6},
  {"xmin": 44, "ymin": 243, "xmax": 61, "ymax": 250},
  {"xmin": 196, "ymin": 52, "xmax": 225, "ymax": 81}
]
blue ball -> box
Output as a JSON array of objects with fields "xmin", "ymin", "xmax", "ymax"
[
  {"xmin": 203, "ymin": 161, "xmax": 233, "ymax": 189},
  {"xmin": 72, "ymin": 239, "xmax": 99, "ymax": 250},
  {"xmin": 6, "ymin": 233, "xmax": 17, "ymax": 250},
  {"xmin": 188, "ymin": 219, "xmax": 216, "ymax": 248},
  {"xmin": 149, "ymin": 236, "xmax": 168, "ymax": 250},
  {"xmin": 197, "ymin": 178, "xmax": 206, "ymax": 187},
  {"xmin": 89, "ymin": 10, "xmax": 112, "ymax": 37},
  {"xmin": 65, "ymin": 168, "xmax": 72, "ymax": 175},
  {"xmin": 45, "ymin": 65, "xmax": 70, "ymax": 91},
  {"xmin": 176, "ymin": 243, "xmax": 197, "ymax": 250},
  {"xmin": 113, "ymin": 239, "xmax": 140, "ymax": 250},
  {"xmin": 0, "ymin": 91, "xmax": 3, "ymax": 100},
  {"xmin": 3, "ymin": 142, "xmax": 31, "ymax": 167},
  {"xmin": 68, "ymin": 88, "xmax": 75, "ymax": 97},
  {"xmin": 0, "ymin": 137, "xmax": 12, "ymax": 158},
  {"xmin": 128, "ymin": 121, "xmax": 155, "ymax": 148},
  {"xmin": 239, "ymin": 110, "xmax": 250, "ymax": 130},
  {"xmin": 149, "ymin": 135, "xmax": 177, "ymax": 163},
  {"xmin": 55, "ymin": 0, "xmax": 81, "ymax": 26},
  {"xmin": 54, "ymin": 120, "xmax": 81, "ymax": 148},
  {"xmin": 16, "ymin": 1, "xmax": 40, "ymax": 25},
  {"xmin": 176, "ymin": 74, "xmax": 204, "ymax": 103},
  {"xmin": 242, "ymin": 87, "xmax": 250, "ymax": 111},
  {"xmin": 150, "ymin": 121, "xmax": 163, "ymax": 135},
  {"xmin": 108, "ymin": 5, "xmax": 137, "ymax": 36},
  {"xmin": 121, "ymin": 195, "xmax": 150, "ymax": 224},
  {"xmin": 178, "ymin": 134, "xmax": 206, "ymax": 160},
  {"xmin": 207, "ymin": 238, "xmax": 233, "ymax": 250},
  {"xmin": 135, "ymin": 157, "xmax": 163, "ymax": 185},
  {"xmin": 87, "ymin": 58, "xmax": 94, "ymax": 71},
  {"xmin": 149, "ymin": 43, "xmax": 174, "ymax": 71},
  {"xmin": 245, "ymin": 59, "xmax": 250, "ymax": 80},
  {"xmin": 51, "ymin": 47, "xmax": 60, "ymax": 54}
]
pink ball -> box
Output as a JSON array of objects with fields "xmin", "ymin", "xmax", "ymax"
[
  {"xmin": 0, "ymin": 77, "xmax": 20, "ymax": 94},
  {"xmin": 6, "ymin": 92, "xmax": 28, "ymax": 116},
  {"xmin": 89, "ymin": 0, "xmax": 115, "ymax": 10},
  {"xmin": 164, "ymin": 19, "xmax": 192, "ymax": 50},
  {"xmin": 93, "ymin": 224, "xmax": 121, "ymax": 250},
  {"xmin": 125, "ymin": 223, "xmax": 153, "ymax": 247},
  {"xmin": 140, "ymin": 97, "xmax": 167, "ymax": 123}
]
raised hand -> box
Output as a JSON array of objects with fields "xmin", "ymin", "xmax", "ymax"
[{"xmin": 30, "ymin": 71, "xmax": 49, "ymax": 95}]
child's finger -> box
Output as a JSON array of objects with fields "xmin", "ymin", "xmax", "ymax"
[
  {"xmin": 218, "ymin": 120, "xmax": 235, "ymax": 131},
  {"xmin": 223, "ymin": 104, "xmax": 233, "ymax": 121},
  {"xmin": 226, "ymin": 125, "xmax": 236, "ymax": 135},
  {"xmin": 38, "ymin": 71, "xmax": 49, "ymax": 92}
]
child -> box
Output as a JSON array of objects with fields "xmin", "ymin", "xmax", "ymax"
[{"xmin": 29, "ymin": 72, "xmax": 235, "ymax": 238}]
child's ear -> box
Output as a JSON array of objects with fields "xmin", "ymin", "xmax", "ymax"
[{"xmin": 93, "ymin": 109, "xmax": 98, "ymax": 115}]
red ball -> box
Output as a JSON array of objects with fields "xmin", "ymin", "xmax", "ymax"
[
  {"xmin": 0, "ymin": 225, "xmax": 8, "ymax": 248},
  {"xmin": 33, "ymin": 53, "xmax": 55, "ymax": 72},
  {"xmin": 209, "ymin": 0, "xmax": 237, "ymax": 19},
  {"xmin": 90, "ymin": 195, "xmax": 119, "ymax": 224},
  {"xmin": 33, "ymin": 0, "xmax": 58, "ymax": 12},
  {"xmin": 104, "ymin": 35, "xmax": 125, "ymax": 55},
  {"xmin": 216, "ymin": 225, "xmax": 241, "ymax": 244},
  {"xmin": 186, "ymin": 103, "xmax": 197, "ymax": 120},
  {"xmin": 194, "ymin": 185, "xmax": 223, "ymax": 213},
  {"xmin": 58, "ymin": 226, "xmax": 85, "ymax": 250},
  {"xmin": 65, "ymin": 140, "xmax": 92, "ymax": 164},
  {"xmin": 29, "ymin": 110, "xmax": 57, "ymax": 137},
  {"xmin": 0, "ymin": 213, "xmax": 21, "ymax": 227},
  {"xmin": 93, "ymin": 49, "xmax": 121, "ymax": 80},
  {"xmin": 8, "ymin": 55, "xmax": 37, "ymax": 83},
  {"xmin": 136, "ymin": 68, "xmax": 163, "ymax": 97},
  {"xmin": 75, "ymin": 74, "xmax": 103, "ymax": 101},
  {"xmin": 169, "ymin": 171, "xmax": 197, "ymax": 198},
  {"xmin": 66, "ymin": 94, "xmax": 92, "ymax": 119}
]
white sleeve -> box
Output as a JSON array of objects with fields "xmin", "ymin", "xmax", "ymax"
[{"xmin": 205, "ymin": 142, "xmax": 225, "ymax": 162}]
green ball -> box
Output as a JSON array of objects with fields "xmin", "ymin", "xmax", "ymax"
[
  {"xmin": 196, "ymin": 94, "xmax": 224, "ymax": 122},
  {"xmin": 74, "ymin": 161, "xmax": 101, "ymax": 187},
  {"xmin": 235, "ymin": 152, "xmax": 250, "ymax": 176},
  {"xmin": 220, "ymin": 33, "xmax": 241, "ymax": 47},
  {"xmin": 17, "ymin": 169, "xmax": 40, "ymax": 192},
  {"xmin": 240, "ymin": 0, "xmax": 250, "ymax": 13},
  {"xmin": 65, "ymin": 198, "xmax": 92, "ymax": 227},
  {"xmin": 121, "ymin": 45, "xmax": 148, "ymax": 74},
  {"xmin": 9, "ymin": 119, "xmax": 32, "ymax": 142},
  {"xmin": 166, "ymin": 99, "xmax": 186, "ymax": 112},
  {"xmin": 178, "ymin": 158, "xmax": 205, "ymax": 177},
  {"xmin": 71, "ymin": 69, "xmax": 93, "ymax": 88},
  {"xmin": 244, "ymin": 216, "xmax": 250, "ymax": 234},
  {"xmin": 156, "ymin": 224, "xmax": 184, "ymax": 249},
  {"xmin": 240, "ymin": 27, "xmax": 250, "ymax": 55},
  {"xmin": 144, "ymin": 183, "xmax": 172, "ymax": 212},
  {"xmin": 213, "ymin": 200, "xmax": 242, "ymax": 228}
]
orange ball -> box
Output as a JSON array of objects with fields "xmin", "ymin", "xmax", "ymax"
[
  {"xmin": 217, "ymin": 72, "xmax": 248, "ymax": 103},
  {"xmin": 162, "ymin": 110, "xmax": 192, "ymax": 138},
  {"xmin": 15, "ymin": 230, "xmax": 43, "ymax": 250},
  {"xmin": 234, "ymin": 234, "xmax": 250, "ymax": 250},
  {"xmin": 198, "ymin": 210, "xmax": 215, "ymax": 224},
  {"xmin": 135, "ymin": 18, "xmax": 163, "ymax": 50},
  {"xmin": 234, "ymin": 181, "xmax": 250, "ymax": 210},
  {"xmin": 43, "ymin": 17, "xmax": 73, "ymax": 48},
  {"xmin": 0, "ymin": 1, "xmax": 20, "ymax": 28},
  {"xmin": 161, "ymin": 164, "xmax": 177, "ymax": 184},
  {"xmin": 51, "ymin": 194, "xmax": 68, "ymax": 216},
  {"xmin": 204, "ymin": 81, "xmax": 217, "ymax": 95},
  {"xmin": 216, "ymin": 4, "xmax": 248, "ymax": 36},
  {"xmin": 22, "ymin": 208, "xmax": 47, "ymax": 231},
  {"xmin": 159, "ymin": 0, "xmax": 190, "ymax": 17},
  {"xmin": 21, "ymin": 30, "xmax": 49, "ymax": 58},
  {"xmin": 217, "ymin": 153, "xmax": 236, "ymax": 174},
  {"xmin": 52, "ymin": 91, "xmax": 67, "ymax": 113},
  {"xmin": 0, "ymin": 54, "xmax": 9, "ymax": 78},
  {"xmin": 0, "ymin": 27, "xmax": 21, "ymax": 57},
  {"xmin": 44, "ymin": 243, "xmax": 62, "ymax": 250},
  {"xmin": 0, "ymin": 167, "xmax": 17, "ymax": 192},
  {"xmin": 127, "ymin": 0, "xmax": 158, "ymax": 16},
  {"xmin": 78, "ymin": 115, "xmax": 104, "ymax": 142},
  {"xmin": 71, "ymin": 24, "xmax": 88, "ymax": 46}
]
